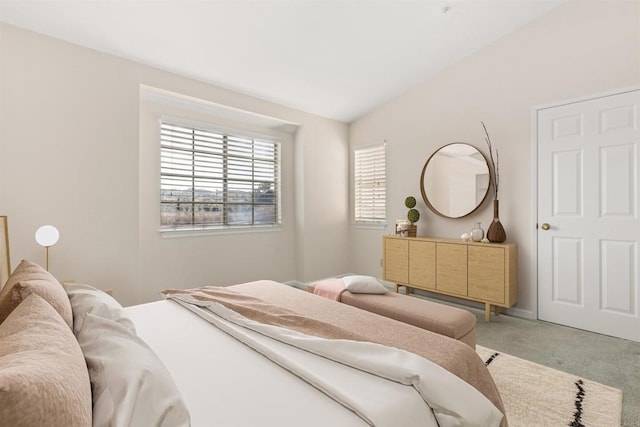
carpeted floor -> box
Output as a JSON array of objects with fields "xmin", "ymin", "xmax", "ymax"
[{"xmin": 470, "ymin": 306, "xmax": 640, "ymax": 427}]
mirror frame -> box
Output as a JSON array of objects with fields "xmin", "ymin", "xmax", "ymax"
[{"xmin": 420, "ymin": 143, "xmax": 491, "ymax": 219}]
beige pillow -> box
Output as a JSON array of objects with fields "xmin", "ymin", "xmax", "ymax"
[
  {"xmin": 0, "ymin": 293, "xmax": 92, "ymax": 426},
  {"xmin": 0, "ymin": 259, "xmax": 72, "ymax": 328}
]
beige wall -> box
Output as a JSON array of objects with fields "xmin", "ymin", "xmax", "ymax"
[
  {"xmin": 0, "ymin": 24, "xmax": 350, "ymax": 305},
  {"xmin": 349, "ymin": 0, "xmax": 640, "ymax": 317},
  {"xmin": 2, "ymin": 1, "xmax": 637, "ymax": 313}
]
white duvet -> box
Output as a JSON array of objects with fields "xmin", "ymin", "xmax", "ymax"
[{"xmin": 167, "ymin": 294, "xmax": 503, "ymax": 427}]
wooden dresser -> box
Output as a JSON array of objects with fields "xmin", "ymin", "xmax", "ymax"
[{"xmin": 383, "ymin": 235, "xmax": 517, "ymax": 321}]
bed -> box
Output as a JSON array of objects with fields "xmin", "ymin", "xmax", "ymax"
[{"xmin": 0, "ymin": 260, "xmax": 507, "ymax": 427}]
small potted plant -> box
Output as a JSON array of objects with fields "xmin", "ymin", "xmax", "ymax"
[{"xmin": 405, "ymin": 196, "xmax": 420, "ymax": 237}]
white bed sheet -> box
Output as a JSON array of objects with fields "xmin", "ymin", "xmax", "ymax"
[{"xmin": 125, "ymin": 299, "xmax": 371, "ymax": 427}]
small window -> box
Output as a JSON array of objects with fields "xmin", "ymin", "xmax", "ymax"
[
  {"xmin": 160, "ymin": 122, "xmax": 280, "ymax": 231},
  {"xmin": 354, "ymin": 142, "xmax": 386, "ymax": 225}
]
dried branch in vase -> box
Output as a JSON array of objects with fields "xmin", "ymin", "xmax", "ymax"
[{"xmin": 482, "ymin": 121, "xmax": 499, "ymax": 199}]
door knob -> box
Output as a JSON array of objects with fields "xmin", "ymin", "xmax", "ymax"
[{"xmin": 541, "ymin": 223, "xmax": 550, "ymax": 230}]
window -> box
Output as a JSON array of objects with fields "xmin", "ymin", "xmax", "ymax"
[
  {"xmin": 354, "ymin": 142, "xmax": 386, "ymax": 225},
  {"xmin": 160, "ymin": 121, "xmax": 280, "ymax": 231}
]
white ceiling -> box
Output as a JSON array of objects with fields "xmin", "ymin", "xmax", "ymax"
[{"xmin": 0, "ymin": 0, "xmax": 567, "ymax": 122}]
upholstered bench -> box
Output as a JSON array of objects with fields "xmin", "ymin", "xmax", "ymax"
[{"xmin": 307, "ymin": 278, "xmax": 477, "ymax": 348}]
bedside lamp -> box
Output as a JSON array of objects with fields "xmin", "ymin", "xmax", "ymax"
[{"xmin": 35, "ymin": 225, "xmax": 59, "ymax": 271}]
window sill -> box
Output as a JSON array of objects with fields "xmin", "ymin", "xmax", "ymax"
[
  {"xmin": 160, "ymin": 224, "xmax": 282, "ymax": 238},
  {"xmin": 352, "ymin": 222, "xmax": 387, "ymax": 230}
]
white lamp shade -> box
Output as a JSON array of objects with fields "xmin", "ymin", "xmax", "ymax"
[{"xmin": 35, "ymin": 225, "xmax": 60, "ymax": 247}]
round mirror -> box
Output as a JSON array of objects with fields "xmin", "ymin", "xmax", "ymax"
[{"xmin": 420, "ymin": 143, "xmax": 491, "ymax": 218}]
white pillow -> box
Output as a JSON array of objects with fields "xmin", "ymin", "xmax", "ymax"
[
  {"xmin": 343, "ymin": 275, "xmax": 388, "ymax": 294},
  {"xmin": 76, "ymin": 312, "xmax": 191, "ymax": 427},
  {"xmin": 64, "ymin": 282, "xmax": 136, "ymax": 335}
]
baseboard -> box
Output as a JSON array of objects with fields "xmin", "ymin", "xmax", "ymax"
[
  {"xmin": 505, "ymin": 306, "xmax": 536, "ymax": 320},
  {"xmin": 283, "ymin": 280, "xmax": 306, "ymax": 290},
  {"xmin": 394, "ymin": 286, "xmax": 537, "ymax": 321}
]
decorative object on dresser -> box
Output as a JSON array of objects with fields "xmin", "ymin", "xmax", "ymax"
[
  {"xmin": 395, "ymin": 219, "xmax": 410, "ymax": 237},
  {"xmin": 404, "ymin": 196, "xmax": 420, "ymax": 237},
  {"xmin": 420, "ymin": 143, "xmax": 491, "ymax": 218},
  {"xmin": 383, "ymin": 235, "xmax": 517, "ymax": 322},
  {"xmin": 487, "ymin": 200, "xmax": 506, "ymax": 243},
  {"xmin": 482, "ymin": 122, "xmax": 507, "ymax": 243},
  {"xmin": 470, "ymin": 222, "xmax": 484, "ymax": 242}
]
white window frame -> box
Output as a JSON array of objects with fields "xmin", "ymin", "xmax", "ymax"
[
  {"xmin": 159, "ymin": 118, "xmax": 282, "ymax": 234},
  {"xmin": 353, "ymin": 142, "xmax": 386, "ymax": 227}
]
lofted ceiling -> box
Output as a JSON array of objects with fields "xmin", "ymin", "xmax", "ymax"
[{"xmin": 0, "ymin": 0, "xmax": 567, "ymax": 122}]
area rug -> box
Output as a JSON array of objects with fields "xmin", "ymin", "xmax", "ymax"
[{"xmin": 477, "ymin": 345, "xmax": 623, "ymax": 427}]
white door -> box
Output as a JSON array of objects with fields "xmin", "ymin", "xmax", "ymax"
[{"xmin": 537, "ymin": 89, "xmax": 640, "ymax": 342}]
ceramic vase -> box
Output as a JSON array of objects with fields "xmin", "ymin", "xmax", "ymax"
[
  {"xmin": 487, "ymin": 200, "xmax": 507, "ymax": 243},
  {"xmin": 471, "ymin": 222, "xmax": 484, "ymax": 242}
]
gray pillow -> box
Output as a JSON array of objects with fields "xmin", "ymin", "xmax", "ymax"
[
  {"xmin": 66, "ymin": 282, "xmax": 190, "ymax": 426},
  {"xmin": 343, "ymin": 275, "xmax": 388, "ymax": 294},
  {"xmin": 64, "ymin": 282, "xmax": 135, "ymax": 334},
  {"xmin": 76, "ymin": 312, "xmax": 191, "ymax": 427}
]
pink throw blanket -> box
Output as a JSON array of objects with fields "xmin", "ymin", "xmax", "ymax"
[{"xmin": 312, "ymin": 278, "xmax": 346, "ymax": 301}]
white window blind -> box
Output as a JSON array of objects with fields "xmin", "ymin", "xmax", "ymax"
[
  {"xmin": 160, "ymin": 122, "xmax": 280, "ymax": 230},
  {"xmin": 354, "ymin": 143, "xmax": 386, "ymax": 224}
]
